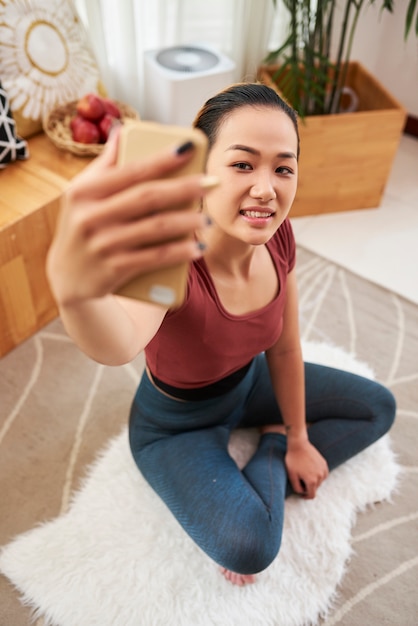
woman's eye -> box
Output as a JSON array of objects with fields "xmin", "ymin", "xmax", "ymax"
[
  {"xmin": 233, "ymin": 162, "xmax": 252, "ymax": 170},
  {"xmin": 276, "ymin": 166, "xmax": 293, "ymax": 175}
]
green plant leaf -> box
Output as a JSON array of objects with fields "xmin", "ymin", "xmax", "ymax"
[
  {"xmin": 405, "ymin": 0, "xmax": 418, "ymax": 38},
  {"xmin": 369, "ymin": 0, "xmax": 393, "ymax": 12},
  {"xmin": 381, "ymin": 0, "xmax": 394, "ymax": 12},
  {"xmin": 263, "ymin": 33, "xmax": 294, "ymax": 64},
  {"xmin": 267, "ymin": 0, "xmax": 416, "ymax": 116}
]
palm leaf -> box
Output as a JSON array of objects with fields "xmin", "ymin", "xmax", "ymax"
[{"xmin": 405, "ymin": 0, "xmax": 418, "ymax": 38}]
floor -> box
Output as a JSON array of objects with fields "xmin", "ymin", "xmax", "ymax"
[{"xmin": 290, "ymin": 134, "xmax": 418, "ymax": 305}]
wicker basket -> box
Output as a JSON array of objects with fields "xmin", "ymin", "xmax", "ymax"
[{"xmin": 42, "ymin": 100, "xmax": 139, "ymax": 156}]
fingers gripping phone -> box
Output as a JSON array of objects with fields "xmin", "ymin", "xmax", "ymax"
[{"xmin": 115, "ymin": 120, "xmax": 208, "ymax": 307}]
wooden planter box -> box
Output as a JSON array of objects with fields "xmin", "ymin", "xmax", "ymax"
[{"xmin": 258, "ymin": 62, "xmax": 407, "ymax": 217}]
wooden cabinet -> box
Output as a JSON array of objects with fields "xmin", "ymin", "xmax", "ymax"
[{"xmin": 0, "ymin": 134, "xmax": 92, "ymax": 357}]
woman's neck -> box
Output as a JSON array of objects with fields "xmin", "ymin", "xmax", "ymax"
[{"xmin": 202, "ymin": 226, "xmax": 258, "ymax": 280}]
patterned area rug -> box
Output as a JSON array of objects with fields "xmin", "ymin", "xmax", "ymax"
[{"xmin": 0, "ymin": 247, "xmax": 417, "ymax": 625}]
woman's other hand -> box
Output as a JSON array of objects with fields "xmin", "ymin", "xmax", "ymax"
[{"xmin": 285, "ymin": 439, "xmax": 329, "ymax": 499}]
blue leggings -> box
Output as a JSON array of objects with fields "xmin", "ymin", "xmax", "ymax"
[{"xmin": 128, "ymin": 355, "xmax": 396, "ymax": 575}]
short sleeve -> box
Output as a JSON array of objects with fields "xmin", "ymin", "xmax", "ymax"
[
  {"xmin": 285, "ymin": 219, "xmax": 296, "ymax": 272},
  {"xmin": 274, "ymin": 218, "xmax": 296, "ymax": 273}
]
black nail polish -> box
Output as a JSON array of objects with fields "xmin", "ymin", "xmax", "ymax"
[{"xmin": 176, "ymin": 140, "xmax": 195, "ymax": 155}]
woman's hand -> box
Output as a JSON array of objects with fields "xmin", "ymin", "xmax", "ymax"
[
  {"xmin": 285, "ymin": 438, "xmax": 329, "ymax": 499},
  {"xmin": 47, "ymin": 127, "xmax": 215, "ymax": 307}
]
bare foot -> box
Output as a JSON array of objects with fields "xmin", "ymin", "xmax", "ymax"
[{"xmin": 220, "ymin": 567, "xmax": 256, "ymax": 586}]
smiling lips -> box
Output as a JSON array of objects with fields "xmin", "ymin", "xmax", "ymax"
[{"xmin": 240, "ymin": 209, "xmax": 274, "ymax": 219}]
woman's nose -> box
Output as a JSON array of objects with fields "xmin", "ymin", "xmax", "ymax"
[{"xmin": 249, "ymin": 172, "xmax": 276, "ymax": 202}]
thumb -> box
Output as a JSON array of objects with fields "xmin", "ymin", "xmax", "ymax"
[{"xmin": 89, "ymin": 123, "xmax": 122, "ymax": 171}]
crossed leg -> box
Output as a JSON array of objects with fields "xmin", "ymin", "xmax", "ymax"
[
  {"xmin": 134, "ymin": 425, "xmax": 288, "ymax": 583},
  {"xmin": 129, "ymin": 356, "xmax": 396, "ymax": 585}
]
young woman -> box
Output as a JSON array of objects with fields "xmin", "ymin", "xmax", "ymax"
[{"xmin": 47, "ymin": 83, "xmax": 396, "ymax": 586}]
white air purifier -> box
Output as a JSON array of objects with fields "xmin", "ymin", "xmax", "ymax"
[{"xmin": 143, "ymin": 45, "xmax": 236, "ymax": 127}]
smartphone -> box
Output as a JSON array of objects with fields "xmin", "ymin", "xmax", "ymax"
[{"xmin": 115, "ymin": 120, "xmax": 208, "ymax": 307}]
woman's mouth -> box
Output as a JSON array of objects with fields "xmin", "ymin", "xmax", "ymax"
[{"xmin": 240, "ymin": 209, "xmax": 274, "ymax": 218}]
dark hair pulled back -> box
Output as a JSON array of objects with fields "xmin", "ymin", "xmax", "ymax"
[{"xmin": 193, "ymin": 82, "xmax": 300, "ymax": 159}]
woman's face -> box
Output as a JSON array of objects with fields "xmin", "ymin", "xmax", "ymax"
[{"xmin": 204, "ymin": 105, "xmax": 298, "ymax": 246}]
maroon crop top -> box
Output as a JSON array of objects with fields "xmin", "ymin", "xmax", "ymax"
[{"xmin": 145, "ymin": 218, "xmax": 296, "ymax": 389}]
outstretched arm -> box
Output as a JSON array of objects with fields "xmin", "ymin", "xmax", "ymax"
[{"xmin": 47, "ymin": 129, "xmax": 215, "ymax": 365}]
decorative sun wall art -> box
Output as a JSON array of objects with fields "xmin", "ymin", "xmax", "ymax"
[{"xmin": 0, "ymin": 0, "xmax": 105, "ymax": 137}]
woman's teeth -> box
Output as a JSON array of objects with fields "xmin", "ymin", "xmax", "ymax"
[{"xmin": 241, "ymin": 210, "xmax": 273, "ymax": 218}]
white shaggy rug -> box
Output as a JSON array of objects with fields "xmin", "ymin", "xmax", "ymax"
[{"xmin": 0, "ymin": 343, "xmax": 400, "ymax": 626}]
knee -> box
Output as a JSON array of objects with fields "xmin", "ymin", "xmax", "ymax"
[
  {"xmin": 217, "ymin": 528, "xmax": 282, "ymax": 575},
  {"xmin": 374, "ymin": 383, "xmax": 397, "ymax": 436}
]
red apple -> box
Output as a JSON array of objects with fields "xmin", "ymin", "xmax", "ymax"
[
  {"xmin": 76, "ymin": 93, "xmax": 105, "ymax": 121},
  {"xmin": 101, "ymin": 98, "xmax": 121, "ymax": 119},
  {"xmin": 71, "ymin": 117, "xmax": 100, "ymax": 144},
  {"xmin": 98, "ymin": 113, "xmax": 119, "ymax": 142},
  {"xmin": 70, "ymin": 114, "xmax": 84, "ymax": 134}
]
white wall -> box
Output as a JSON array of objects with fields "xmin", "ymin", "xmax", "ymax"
[
  {"xmin": 76, "ymin": 0, "xmax": 417, "ymax": 116},
  {"xmin": 340, "ymin": 3, "xmax": 418, "ymax": 116}
]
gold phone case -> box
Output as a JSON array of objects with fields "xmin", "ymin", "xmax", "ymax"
[{"xmin": 115, "ymin": 120, "xmax": 208, "ymax": 307}]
